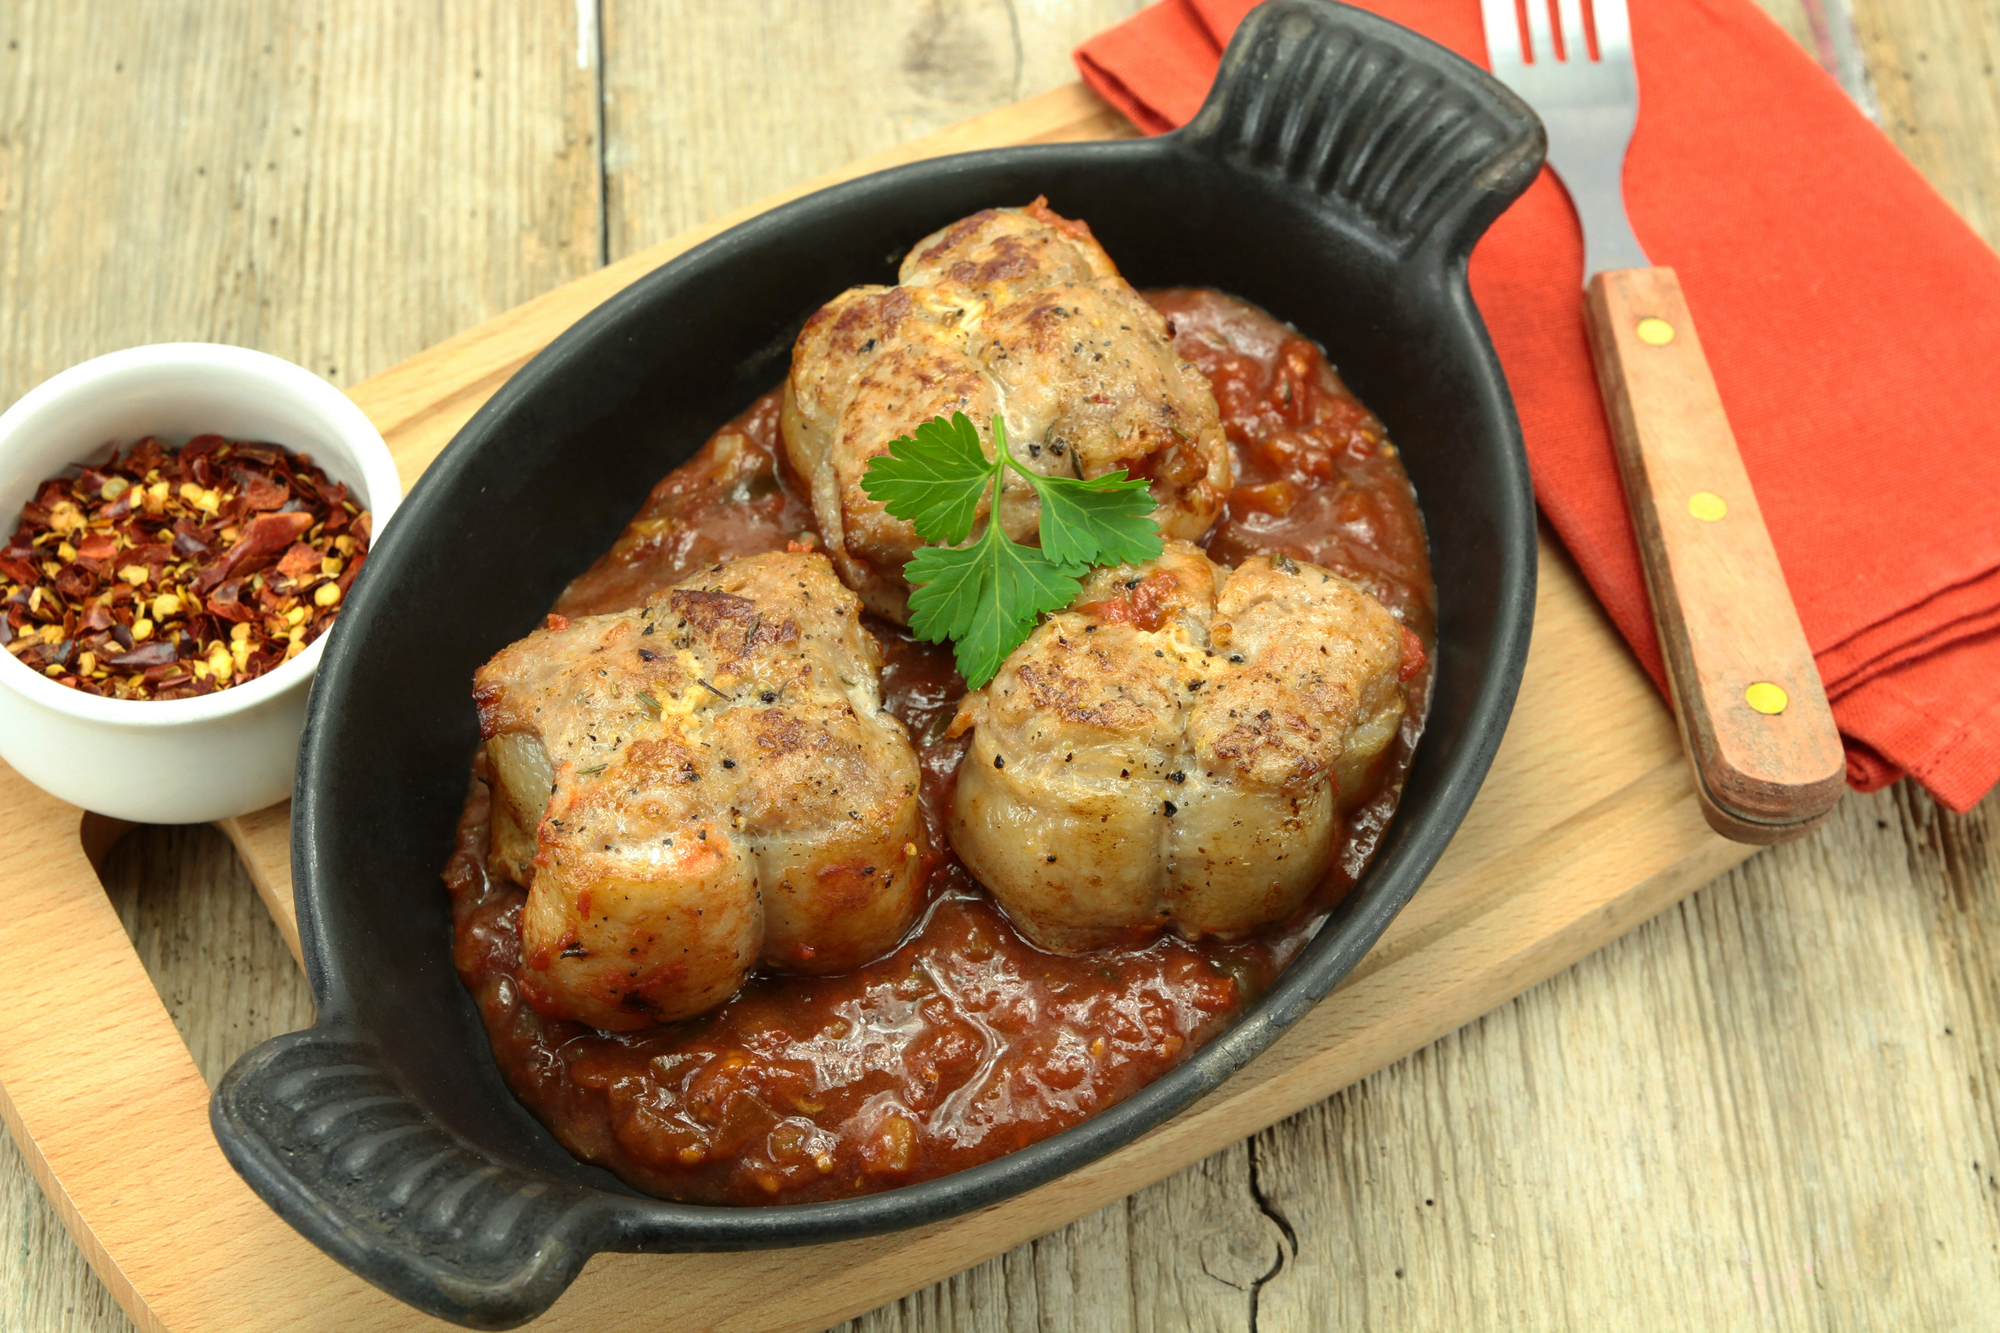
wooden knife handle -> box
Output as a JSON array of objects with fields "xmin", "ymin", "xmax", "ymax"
[{"xmin": 1585, "ymin": 267, "xmax": 1846, "ymax": 843}]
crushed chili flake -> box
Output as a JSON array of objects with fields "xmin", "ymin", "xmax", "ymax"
[{"xmin": 1, "ymin": 434, "xmax": 371, "ymax": 700}]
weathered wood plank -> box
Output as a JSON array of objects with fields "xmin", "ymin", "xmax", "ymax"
[
  {"xmin": 1855, "ymin": 0, "xmax": 2000, "ymax": 246},
  {"xmin": 0, "ymin": 1, "xmax": 601, "ymax": 406},
  {"xmin": 598, "ymin": 0, "xmax": 1144, "ymax": 258},
  {"xmin": 1250, "ymin": 786, "xmax": 2000, "ymax": 1329}
]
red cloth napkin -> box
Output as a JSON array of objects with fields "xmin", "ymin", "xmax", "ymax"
[{"xmin": 1079, "ymin": 0, "xmax": 2000, "ymax": 812}]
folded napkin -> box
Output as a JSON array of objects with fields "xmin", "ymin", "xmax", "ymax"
[{"xmin": 1078, "ymin": 0, "xmax": 2000, "ymax": 812}]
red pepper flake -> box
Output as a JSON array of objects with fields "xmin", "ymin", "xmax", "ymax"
[
  {"xmin": 192, "ymin": 510, "xmax": 316, "ymax": 594},
  {"xmin": 0, "ymin": 434, "xmax": 371, "ymax": 700},
  {"xmin": 235, "ymin": 468, "xmax": 290, "ymax": 512},
  {"xmin": 276, "ymin": 541, "xmax": 322, "ymax": 579},
  {"xmin": 74, "ymin": 532, "xmax": 118, "ymax": 564}
]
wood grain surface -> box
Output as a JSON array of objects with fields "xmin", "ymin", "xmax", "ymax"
[{"xmin": 1, "ymin": 3, "xmax": 1997, "ymax": 1331}]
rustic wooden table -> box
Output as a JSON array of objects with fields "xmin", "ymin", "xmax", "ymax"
[{"xmin": 3, "ymin": 2, "xmax": 1997, "ymax": 1329}]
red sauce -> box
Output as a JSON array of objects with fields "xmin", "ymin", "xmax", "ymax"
[
  {"xmin": 442, "ymin": 289, "xmax": 1435, "ymax": 1205},
  {"xmin": 1153, "ymin": 288, "xmax": 1435, "ymax": 646}
]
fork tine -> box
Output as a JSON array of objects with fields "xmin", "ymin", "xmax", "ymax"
[
  {"xmin": 1523, "ymin": 0, "xmax": 1557, "ymax": 64},
  {"xmin": 1479, "ymin": 0, "xmax": 1527, "ymax": 71},
  {"xmin": 1555, "ymin": 0, "xmax": 1590, "ymax": 62},
  {"xmin": 1590, "ymin": 0, "xmax": 1634, "ymax": 64},
  {"xmin": 1483, "ymin": 0, "xmax": 1650, "ymax": 277}
]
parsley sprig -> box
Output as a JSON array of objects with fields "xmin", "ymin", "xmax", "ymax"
[{"xmin": 861, "ymin": 412, "xmax": 1162, "ymax": 688}]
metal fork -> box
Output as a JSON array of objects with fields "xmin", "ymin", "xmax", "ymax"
[{"xmin": 1479, "ymin": 0, "xmax": 1846, "ymax": 842}]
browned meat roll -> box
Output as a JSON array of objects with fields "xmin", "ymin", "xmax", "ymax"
[
  {"xmin": 473, "ymin": 550, "xmax": 925, "ymax": 1028},
  {"xmin": 781, "ymin": 199, "xmax": 1232, "ymax": 623},
  {"xmin": 947, "ymin": 542, "xmax": 1412, "ymax": 952}
]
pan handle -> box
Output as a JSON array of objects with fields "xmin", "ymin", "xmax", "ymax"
[
  {"xmin": 212, "ymin": 1028, "xmax": 613, "ymax": 1329},
  {"xmin": 1176, "ymin": 0, "xmax": 1545, "ymax": 260}
]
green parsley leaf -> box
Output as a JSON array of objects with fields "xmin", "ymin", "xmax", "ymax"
[
  {"xmin": 863, "ymin": 411, "xmax": 1165, "ymax": 688},
  {"xmin": 857, "ymin": 411, "xmax": 992, "ymax": 545},
  {"xmin": 1015, "ymin": 469, "xmax": 1163, "ymax": 569},
  {"xmin": 905, "ymin": 515, "xmax": 1081, "ymax": 688}
]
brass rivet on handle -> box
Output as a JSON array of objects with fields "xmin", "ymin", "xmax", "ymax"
[
  {"xmin": 1636, "ymin": 317, "xmax": 1676, "ymax": 345},
  {"xmin": 1688, "ymin": 491, "xmax": 1728, "ymax": 521},
  {"xmin": 1745, "ymin": 682, "xmax": 1789, "ymax": 715}
]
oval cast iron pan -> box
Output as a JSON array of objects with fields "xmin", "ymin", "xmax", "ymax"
[{"xmin": 211, "ymin": 3, "xmax": 1547, "ymax": 1325}]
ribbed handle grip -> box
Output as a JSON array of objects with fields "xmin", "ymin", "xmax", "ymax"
[
  {"xmin": 1179, "ymin": 0, "xmax": 1544, "ymax": 255},
  {"xmin": 212, "ymin": 1030, "xmax": 612, "ymax": 1329}
]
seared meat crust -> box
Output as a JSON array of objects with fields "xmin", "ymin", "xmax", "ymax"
[
  {"xmin": 782, "ymin": 200, "xmax": 1232, "ymax": 622},
  {"xmin": 947, "ymin": 542, "xmax": 1407, "ymax": 952},
  {"xmin": 473, "ymin": 551, "xmax": 924, "ymax": 1029}
]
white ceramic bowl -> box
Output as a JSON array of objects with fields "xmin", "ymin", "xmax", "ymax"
[{"xmin": 0, "ymin": 344, "xmax": 400, "ymax": 823}]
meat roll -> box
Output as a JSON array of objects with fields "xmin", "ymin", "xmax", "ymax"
[
  {"xmin": 473, "ymin": 551, "xmax": 925, "ymax": 1028},
  {"xmin": 781, "ymin": 199, "xmax": 1232, "ymax": 623},
  {"xmin": 947, "ymin": 542, "xmax": 1414, "ymax": 952}
]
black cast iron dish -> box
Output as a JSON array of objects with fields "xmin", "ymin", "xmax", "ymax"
[{"xmin": 211, "ymin": 3, "xmax": 1545, "ymax": 1325}]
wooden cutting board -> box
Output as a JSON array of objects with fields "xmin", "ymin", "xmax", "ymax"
[{"xmin": 0, "ymin": 83, "xmax": 1756, "ymax": 1333}]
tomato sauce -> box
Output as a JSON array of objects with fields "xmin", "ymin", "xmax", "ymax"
[{"xmin": 441, "ymin": 289, "xmax": 1435, "ymax": 1205}]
